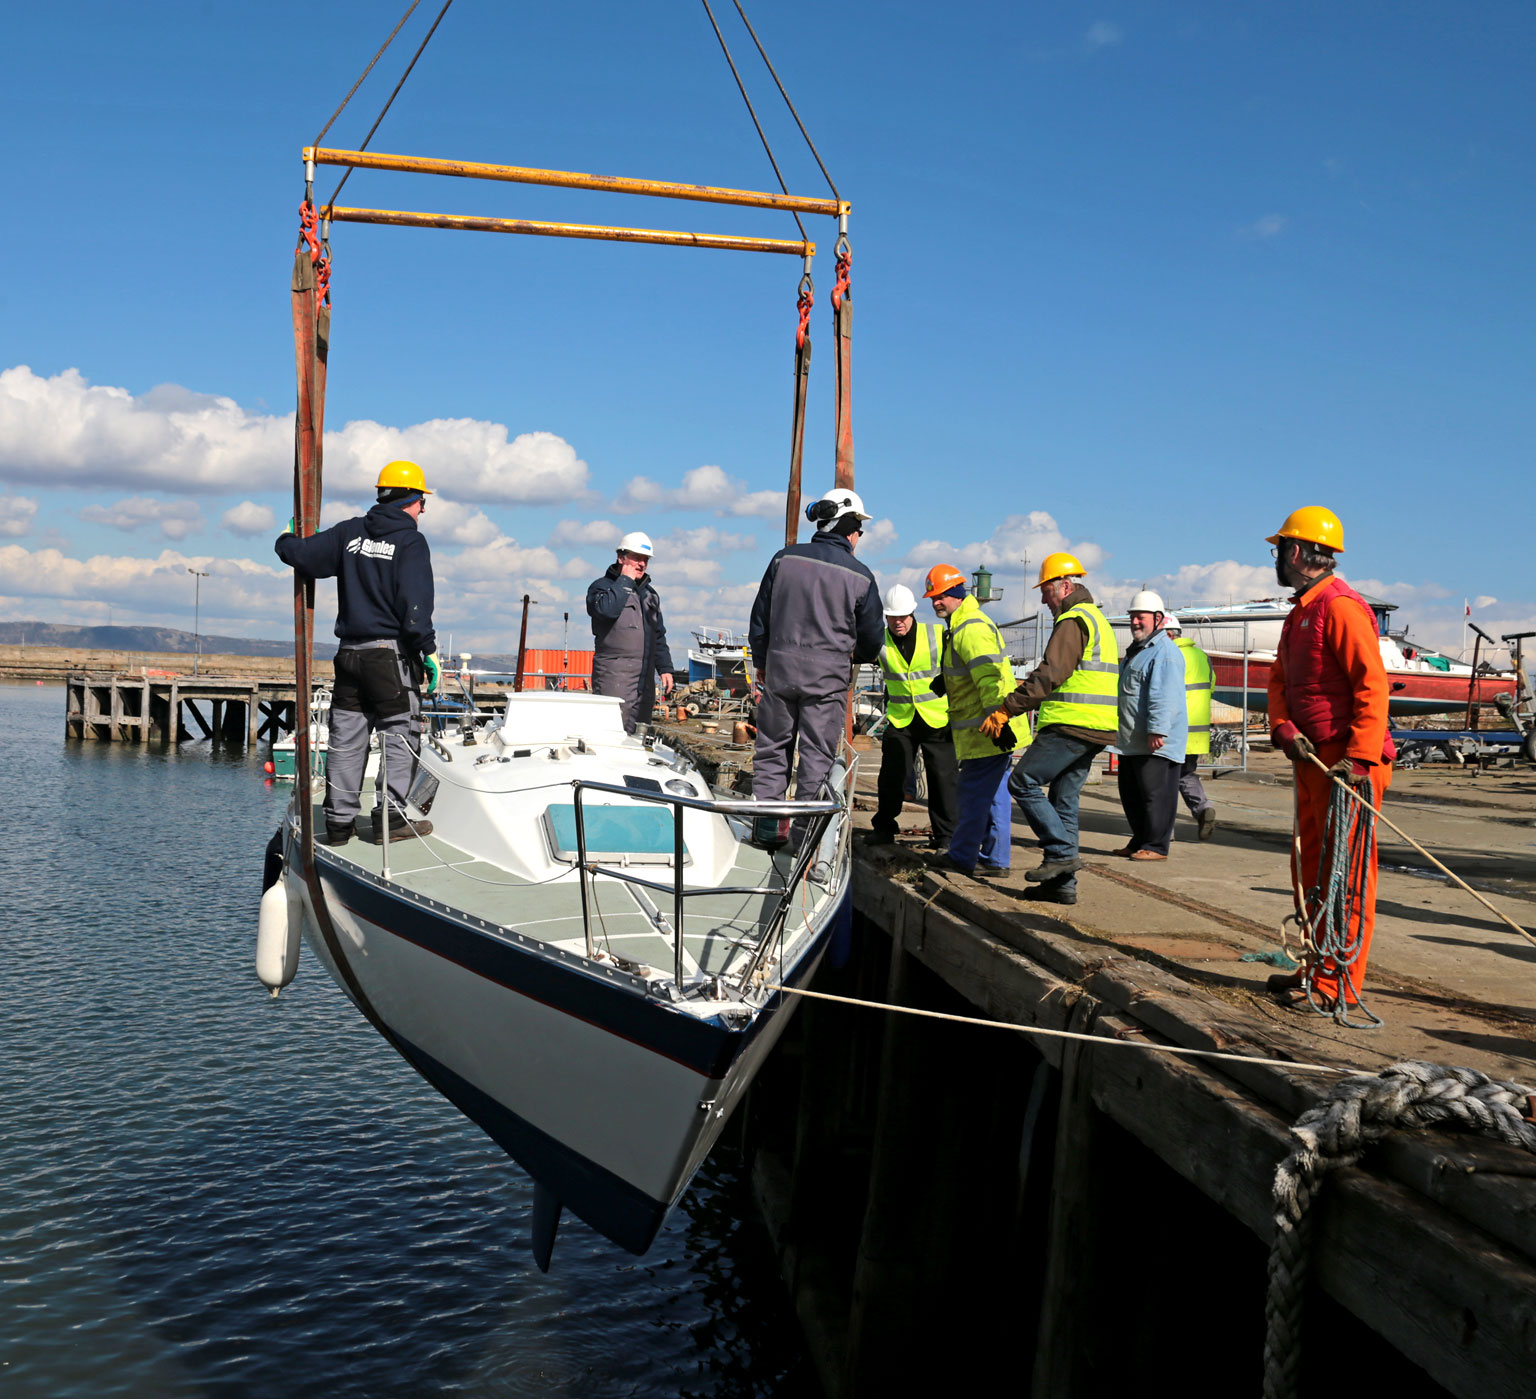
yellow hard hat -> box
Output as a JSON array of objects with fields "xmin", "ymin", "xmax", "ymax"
[
  {"xmin": 376, "ymin": 460, "xmax": 433, "ymax": 495},
  {"xmin": 1036, "ymin": 551, "xmax": 1086, "ymax": 588},
  {"xmin": 1266, "ymin": 506, "xmax": 1343, "ymax": 552}
]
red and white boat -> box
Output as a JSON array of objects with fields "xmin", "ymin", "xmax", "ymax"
[{"xmin": 1166, "ymin": 597, "xmax": 1519, "ymax": 718}]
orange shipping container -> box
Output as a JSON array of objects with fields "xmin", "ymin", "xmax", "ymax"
[{"xmin": 518, "ymin": 648, "xmax": 593, "ymax": 691}]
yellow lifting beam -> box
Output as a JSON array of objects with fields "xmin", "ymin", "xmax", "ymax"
[
  {"xmin": 305, "ymin": 146, "xmax": 849, "ymax": 218},
  {"xmin": 325, "ymin": 204, "xmax": 814, "ymax": 256}
]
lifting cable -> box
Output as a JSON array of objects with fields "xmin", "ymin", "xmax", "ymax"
[
  {"xmin": 322, "ymin": 0, "xmax": 457, "ymax": 218},
  {"xmin": 728, "ymin": 0, "xmax": 841, "ymax": 201},
  {"xmin": 699, "ymin": 0, "xmax": 808, "ymax": 244},
  {"xmin": 313, "ymin": 0, "xmax": 424, "ymax": 150}
]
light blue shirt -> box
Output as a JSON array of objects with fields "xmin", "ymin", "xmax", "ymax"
[{"xmin": 1117, "ymin": 628, "xmax": 1188, "ymax": 762}]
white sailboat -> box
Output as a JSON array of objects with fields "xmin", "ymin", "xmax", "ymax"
[{"xmin": 261, "ymin": 691, "xmax": 853, "ymax": 1265}]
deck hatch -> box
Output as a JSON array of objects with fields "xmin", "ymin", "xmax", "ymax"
[{"xmin": 543, "ymin": 803, "xmax": 690, "ymax": 866}]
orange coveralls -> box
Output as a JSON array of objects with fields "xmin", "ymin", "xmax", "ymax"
[{"xmin": 1268, "ymin": 578, "xmax": 1393, "ymax": 1004}]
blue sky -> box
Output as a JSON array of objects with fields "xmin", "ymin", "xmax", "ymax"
[{"xmin": 1, "ymin": 2, "xmax": 1530, "ymax": 657}]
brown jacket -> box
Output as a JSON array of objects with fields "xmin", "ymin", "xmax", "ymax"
[{"xmin": 1001, "ymin": 583, "xmax": 1113, "ymax": 746}]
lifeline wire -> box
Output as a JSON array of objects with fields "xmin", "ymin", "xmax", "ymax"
[
  {"xmin": 767, "ymin": 985, "xmax": 1376, "ymax": 1079},
  {"xmin": 323, "ymin": 0, "xmax": 457, "ymax": 217}
]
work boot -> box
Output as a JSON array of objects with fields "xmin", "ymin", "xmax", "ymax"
[
  {"xmin": 319, "ymin": 821, "xmax": 355, "ymax": 846},
  {"xmin": 371, "ymin": 811, "xmax": 433, "ymax": 843},
  {"xmin": 860, "ymin": 829, "xmax": 895, "ymax": 847},
  {"xmin": 973, "ymin": 863, "xmax": 1008, "ymax": 879},
  {"xmin": 1198, "ymin": 808, "xmax": 1218, "ymax": 841},
  {"xmin": 1021, "ymin": 885, "xmax": 1077, "ymax": 906},
  {"xmin": 1025, "ymin": 857, "xmax": 1085, "ymax": 883}
]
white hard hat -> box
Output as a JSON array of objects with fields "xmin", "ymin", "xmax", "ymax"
[
  {"xmin": 1164, "ymin": 614, "xmax": 1183, "ymax": 632},
  {"xmin": 617, "ymin": 531, "xmax": 654, "ymax": 557},
  {"xmin": 806, "ymin": 488, "xmax": 872, "ymax": 529},
  {"xmin": 1128, "ymin": 590, "xmax": 1166, "ymax": 614},
  {"xmin": 883, "ymin": 584, "xmax": 917, "ymax": 617}
]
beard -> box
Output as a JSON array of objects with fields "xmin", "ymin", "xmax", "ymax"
[{"xmin": 1275, "ymin": 558, "xmax": 1291, "ymax": 589}]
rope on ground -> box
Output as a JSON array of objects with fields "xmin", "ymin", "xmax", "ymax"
[
  {"xmin": 1263, "ymin": 1060, "xmax": 1536, "ymax": 1399},
  {"xmin": 765, "ymin": 984, "xmax": 1374, "ymax": 1078}
]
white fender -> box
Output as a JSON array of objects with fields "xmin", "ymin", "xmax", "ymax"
[{"xmin": 256, "ymin": 874, "xmax": 302, "ymax": 995}]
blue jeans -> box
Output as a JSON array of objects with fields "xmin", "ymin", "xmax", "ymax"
[
  {"xmin": 1007, "ymin": 728, "xmax": 1102, "ymax": 890},
  {"xmin": 949, "ymin": 752, "xmax": 1013, "ymax": 872}
]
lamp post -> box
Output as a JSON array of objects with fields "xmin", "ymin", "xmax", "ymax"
[{"xmin": 188, "ymin": 567, "xmax": 209, "ymax": 675}]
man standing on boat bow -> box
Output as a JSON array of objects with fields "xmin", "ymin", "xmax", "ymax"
[
  {"xmin": 1264, "ymin": 506, "xmax": 1393, "ymax": 1012},
  {"xmin": 275, "ymin": 460, "xmax": 440, "ymax": 845},
  {"xmin": 587, "ymin": 531, "xmax": 675, "ymax": 734},
  {"xmin": 748, "ymin": 488, "xmax": 884, "ymax": 845}
]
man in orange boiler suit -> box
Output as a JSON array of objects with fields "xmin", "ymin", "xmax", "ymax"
[{"xmin": 1263, "ymin": 507, "xmax": 1395, "ymax": 1011}]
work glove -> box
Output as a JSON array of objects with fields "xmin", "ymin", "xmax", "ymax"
[
  {"xmin": 1271, "ymin": 720, "xmax": 1315, "ymax": 763},
  {"xmin": 1326, "ymin": 757, "xmax": 1374, "ymax": 797},
  {"xmin": 422, "ymin": 652, "xmax": 442, "ymax": 696},
  {"xmin": 930, "ymin": 674, "xmax": 946, "ymax": 698},
  {"xmin": 991, "ymin": 726, "xmax": 1019, "ymax": 754},
  {"xmin": 979, "ymin": 708, "xmax": 1010, "ymax": 741},
  {"xmin": 283, "ymin": 516, "xmax": 297, "ymax": 537}
]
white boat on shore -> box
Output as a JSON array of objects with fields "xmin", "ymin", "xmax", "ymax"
[{"xmin": 260, "ymin": 690, "xmax": 852, "ymax": 1266}]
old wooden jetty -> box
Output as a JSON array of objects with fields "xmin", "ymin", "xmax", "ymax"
[
  {"xmin": 64, "ymin": 670, "xmax": 324, "ymax": 746},
  {"xmin": 690, "ymin": 725, "xmax": 1536, "ymax": 1399}
]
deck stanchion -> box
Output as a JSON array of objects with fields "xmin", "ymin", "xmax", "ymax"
[
  {"xmin": 674, "ymin": 803, "xmax": 687, "ymax": 989},
  {"xmin": 378, "ymin": 730, "xmax": 390, "ymax": 883}
]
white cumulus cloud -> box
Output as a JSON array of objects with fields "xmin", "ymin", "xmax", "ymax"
[
  {"xmin": 0, "ymin": 366, "xmax": 590, "ymax": 506},
  {"xmin": 79, "ymin": 495, "xmax": 205, "ymax": 541},
  {"xmin": 221, "ymin": 501, "xmax": 276, "ymax": 537},
  {"xmin": 548, "ymin": 518, "xmax": 622, "ymax": 548},
  {"xmin": 615, "ymin": 464, "xmax": 784, "ymax": 520},
  {"xmin": 1085, "ymin": 21, "xmax": 1123, "ymax": 50},
  {"xmin": 0, "ymin": 492, "xmax": 39, "ymax": 537}
]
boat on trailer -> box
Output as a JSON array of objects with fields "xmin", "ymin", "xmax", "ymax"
[{"xmin": 263, "ymin": 690, "xmax": 853, "ymax": 1265}]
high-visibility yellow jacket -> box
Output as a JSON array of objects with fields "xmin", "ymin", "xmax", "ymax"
[
  {"xmin": 1036, "ymin": 601, "xmax": 1119, "ymax": 733},
  {"xmin": 1175, "ymin": 635, "xmax": 1213, "ymax": 756},
  {"xmin": 880, "ymin": 622, "xmax": 949, "ymax": 729},
  {"xmin": 941, "ymin": 595, "xmax": 1031, "ymax": 762}
]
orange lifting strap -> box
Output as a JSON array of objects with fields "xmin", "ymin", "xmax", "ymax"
[
  {"xmin": 785, "ymin": 269, "xmax": 814, "ymax": 547},
  {"xmin": 288, "ymin": 196, "xmax": 330, "ymax": 896}
]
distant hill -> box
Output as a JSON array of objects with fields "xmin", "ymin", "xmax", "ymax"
[{"xmin": 0, "ymin": 621, "xmax": 337, "ymax": 660}]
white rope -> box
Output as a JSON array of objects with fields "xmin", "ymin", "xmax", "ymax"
[{"xmin": 766, "ymin": 984, "xmax": 1374, "ymax": 1078}]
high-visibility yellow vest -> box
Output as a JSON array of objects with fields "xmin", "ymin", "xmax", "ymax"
[
  {"xmin": 941, "ymin": 595, "xmax": 1032, "ymax": 762},
  {"xmin": 1036, "ymin": 601, "xmax": 1119, "ymax": 733},
  {"xmin": 881, "ymin": 622, "xmax": 949, "ymax": 729},
  {"xmin": 1175, "ymin": 636, "xmax": 1213, "ymax": 756}
]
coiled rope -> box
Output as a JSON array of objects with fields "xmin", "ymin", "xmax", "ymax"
[
  {"xmin": 1300, "ymin": 776, "xmax": 1381, "ymax": 1028},
  {"xmin": 1263, "ymin": 1060, "xmax": 1536, "ymax": 1399}
]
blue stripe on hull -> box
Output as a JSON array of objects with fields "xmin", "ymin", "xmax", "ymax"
[{"xmin": 392, "ymin": 1027, "xmax": 672, "ymax": 1255}]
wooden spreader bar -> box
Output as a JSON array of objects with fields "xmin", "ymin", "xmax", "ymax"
[
  {"xmin": 325, "ymin": 204, "xmax": 815, "ymax": 256},
  {"xmin": 305, "ymin": 146, "xmax": 849, "ymax": 217}
]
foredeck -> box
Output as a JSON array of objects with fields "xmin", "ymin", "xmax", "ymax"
[{"xmin": 309, "ymin": 802, "xmax": 830, "ymax": 981}]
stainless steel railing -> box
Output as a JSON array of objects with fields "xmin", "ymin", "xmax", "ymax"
[{"xmin": 570, "ymin": 779, "xmax": 846, "ymax": 995}]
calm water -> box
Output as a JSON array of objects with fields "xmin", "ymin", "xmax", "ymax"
[{"xmin": 1, "ymin": 683, "xmax": 810, "ymax": 1398}]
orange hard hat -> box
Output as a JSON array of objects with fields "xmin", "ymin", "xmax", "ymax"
[
  {"xmin": 1266, "ymin": 506, "xmax": 1344, "ymax": 553},
  {"xmin": 923, "ymin": 563, "xmax": 966, "ymax": 598},
  {"xmin": 1036, "ymin": 551, "xmax": 1086, "ymax": 588}
]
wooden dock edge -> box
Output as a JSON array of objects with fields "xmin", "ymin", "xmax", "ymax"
[{"xmin": 743, "ymin": 852, "xmax": 1536, "ymax": 1398}]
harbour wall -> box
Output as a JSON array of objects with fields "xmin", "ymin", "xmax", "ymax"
[{"xmin": 739, "ymin": 853, "xmax": 1533, "ymax": 1398}]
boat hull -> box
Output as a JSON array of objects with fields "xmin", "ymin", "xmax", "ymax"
[{"xmin": 286, "ymin": 832, "xmax": 836, "ymax": 1255}]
